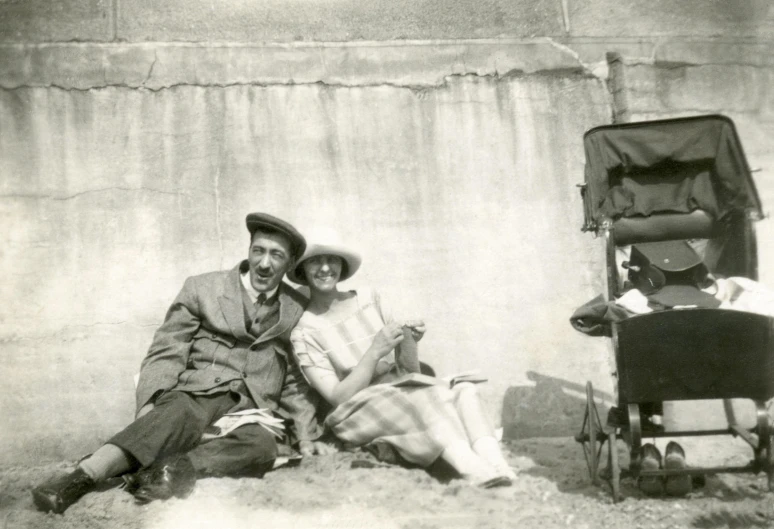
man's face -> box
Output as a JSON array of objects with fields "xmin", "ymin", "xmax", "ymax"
[{"xmin": 247, "ymin": 230, "xmax": 295, "ymax": 292}]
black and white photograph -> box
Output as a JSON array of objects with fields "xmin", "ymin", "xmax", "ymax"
[{"xmin": 2, "ymin": 1, "xmax": 774, "ymax": 528}]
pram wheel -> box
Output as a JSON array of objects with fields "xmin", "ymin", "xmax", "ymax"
[
  {"xmin": 575, "ymin": 382, "xmax": 604, "ymax": 486},
  {"xmin": 626, "ymin": 403, "xmax": 643, "ymax": 473}
]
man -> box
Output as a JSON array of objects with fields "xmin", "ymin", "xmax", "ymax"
[{"xmin": 32, "ymin": 212, "xmax": 331, "ymax": 514}]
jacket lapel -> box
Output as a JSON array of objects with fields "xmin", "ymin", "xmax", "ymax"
[{"xmin": 217, "ymin": 262, "xmax": 254, "ymax": 344}]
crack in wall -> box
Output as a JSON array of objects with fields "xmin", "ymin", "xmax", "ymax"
[
  {"xmin": 1, "ymin": 58, "xmax": 767, "ymax": 92},
  {"xmin": 111, "ymin": 0, "xmax": 119, "ymax": 42},
  {"xmin": 1, "ymin": 186, "xmax": 215, "ymax": 201},
  {"xmin": 545, "ymin": 37, "xmax": 614, "ymax": 122},
  {"xmin": 0, "ymin": 40, "xmax": 617, "ymax": 91},
  {"xmin": 0, "ymin": 67, "xmax": 601, "ymax": 93},
  {"xmin": 213, "ymin": 167, "xmax": 224, "ymax": 270},
  {"xmin": 143, "ymin": 50, "xmax": 158, "ymax": 86}
]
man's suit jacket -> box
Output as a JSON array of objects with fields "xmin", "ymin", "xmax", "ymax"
[{"xmin": 135, "ymin": 261, "xmax": 321, "ymax": 442}]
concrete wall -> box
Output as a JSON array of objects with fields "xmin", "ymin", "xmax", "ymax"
[
  {"xmin": 2, "ymin": 0, "xmax": 773, "ymax": 42},
  {"xmin": 2, "ymin": 1, "xmax": 774, "ymax": 464}
]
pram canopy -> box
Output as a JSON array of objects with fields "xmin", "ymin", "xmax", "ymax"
[{"xmin": 581, "ymin": 115, "xmax": 763, "ymax": 233}]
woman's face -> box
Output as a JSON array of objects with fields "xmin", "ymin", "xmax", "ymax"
[{"xmin": 303, "ymin": 254, "xmax": 344, "ymax": 292}]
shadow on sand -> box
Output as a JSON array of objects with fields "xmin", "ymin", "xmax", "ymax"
[{"xmin": 499, "ymin": 371, "xmax": 771, "ymax": 506}]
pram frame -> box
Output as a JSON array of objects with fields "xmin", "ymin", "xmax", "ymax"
[{"xmin": 573, "ymin": 115, "xmax": 773, "ymax": 501}]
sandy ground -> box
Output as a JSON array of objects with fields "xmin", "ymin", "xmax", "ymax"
[{"xmin": 3, "ymin": 436, "xmax": 774, "ymax": 529}]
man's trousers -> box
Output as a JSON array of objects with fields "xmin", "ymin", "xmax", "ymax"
[{"xmin": 109, "ymin": 390, "xmax": 278, "ymax": 477}]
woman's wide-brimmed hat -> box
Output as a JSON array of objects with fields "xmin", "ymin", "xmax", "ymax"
[{"xmin": 286, "ymin": 228, "xmax": 362, "ymax": 285}]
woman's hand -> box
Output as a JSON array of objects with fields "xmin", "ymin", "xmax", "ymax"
[
  {"xmin": 374, "ymin": 360, "xmax": 392, "ymax": 376},
  {"xmin": 370, "ymin": 322, "xmax": 405, "ymax": 359},
  {"xmin": 403, "ymin": 319, "xmax": 426, "ymax": 341}
]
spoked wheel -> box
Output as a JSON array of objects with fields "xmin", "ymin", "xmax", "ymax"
[{"xmin": 576, "ymin": 382, "xmax": 605, "ymax": 486}]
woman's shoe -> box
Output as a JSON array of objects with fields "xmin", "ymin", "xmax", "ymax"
[
  {"xmin": 489, "ymin": 463, "xmax": 517, "ymax": 481},
  {"xmin": 476, "ymin": 475, "xmax": 512, "ymax": 488},
  {"xmin": 463, "ymin": 463, "xmax": 513, "ymax": 489},
  {"xmin": 637, "ymin": 443, "xmax": 664, "ymax": 496},
  {"xmin": 664, "ymin": 441, "xmax": 692, "ymax": 497}
]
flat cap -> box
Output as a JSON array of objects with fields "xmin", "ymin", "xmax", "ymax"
[{"xmin": 245, "ymin": 212, "xmax": 306, "ymax": 260}]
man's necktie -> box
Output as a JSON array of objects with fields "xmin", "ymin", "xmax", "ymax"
[{"xmin": 254, "ymin": 293, "xmax": 269, "ymax": 322}]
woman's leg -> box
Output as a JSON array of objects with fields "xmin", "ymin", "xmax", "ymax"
[
  {"xmin": 452, "ymin": 383, "xmax": 515, "ymax": 479},
  {"xmin": 439, "ymin": 440, "xmax": 500, "ymax": 484},
  {"xmin": 452, "ymin": 383, "xmax": 495, "ymax": 441}
]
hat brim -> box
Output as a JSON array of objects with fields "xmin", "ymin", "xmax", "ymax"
[
  {"xmin": 286, "ymin": 243, "xmax": 362, "ymax": 285},
  {"xmin": 245, "ymin": 212, "xmax": 306, "ymax": 261}
]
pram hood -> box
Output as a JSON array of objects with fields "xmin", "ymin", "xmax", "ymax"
[{"xmin": 582, "ymin": 115, "xmax": 763, "ymax": 230}]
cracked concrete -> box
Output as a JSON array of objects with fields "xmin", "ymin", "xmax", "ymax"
[
  {"xmin": 143, "ymin": 50, "xmax": 158, "ymax": 86},
  {"xmin": 1, "ymin": 21, "xmax": 774, "ymax": 465},
  {"xmin": 0, "ymin": 65, "xmax": 617, "ymax": 463},
  {"xmin": 1, "ymin": 187, "xmax": 213, "ymax": 200},
  {"xmin": 1, "ymin": 38, "xmax": 770, "ymax": 93},
  {"xmin": 213, "ymin": 167, "xmax": 224, "ymax": 270},
  {"xmin": 0, "ymin": 39, "xmax": 625, "ymax": 90}
]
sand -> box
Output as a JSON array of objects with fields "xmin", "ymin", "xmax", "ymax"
[{"xmin": 3, "ymin": 436, "xmax": 774, "ymax": 529}]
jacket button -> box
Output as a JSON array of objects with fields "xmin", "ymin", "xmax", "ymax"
[
  {"xmin": 214, "ymin": 377, "xmax": 221, "ymax": 383},
  {"xmin": 242, "ymin": 371, "xmax": 248, "ymax": 378}
]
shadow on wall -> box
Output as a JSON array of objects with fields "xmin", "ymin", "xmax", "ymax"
[{"xmin": 501, "ymin": 371, "xmax": 614, "ymax": 440}]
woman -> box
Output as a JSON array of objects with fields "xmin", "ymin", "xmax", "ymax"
[{"xmin": 288, "ymin": 231, "xmax": 516, "ymax": 487}]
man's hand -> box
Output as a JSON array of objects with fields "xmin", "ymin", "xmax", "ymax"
[{"xmin": 298, "ymin": 440, "xmax": 338, "ymax": 456}]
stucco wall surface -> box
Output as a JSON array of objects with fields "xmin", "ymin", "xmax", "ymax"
[
  {"xmin": 1, "ymin": 1, "xmax": 774, "ymax": 465},
  {"xmin": 1, "ymin": 0, "xmax": 772, "ymax": 43},
  {"xmin": 0, "ymin": 69, "xmax": 614, "ymax": 464}
]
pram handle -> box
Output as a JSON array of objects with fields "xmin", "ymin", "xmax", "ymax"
[{"xmin": 577, "ymin": 183, "xmax": 596, "ymax": 233}]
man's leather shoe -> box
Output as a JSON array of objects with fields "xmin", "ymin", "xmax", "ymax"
[
  {"xmin": 122, "ymin": 454, "xmax": 196, "ymax": 504},
  {"xmin": 31, "ymin": 467, "xmax": 96, "ymax": 514},
  {"xmin": 664, "ymin": 441, "xmax": 692, "ymax": 496},
  {"xmin": 637, "ymin": 443, "xmax": 664, "ymax": 496}
]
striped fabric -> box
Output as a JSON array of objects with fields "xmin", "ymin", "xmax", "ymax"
[
  {"xmin": 290, "ymin": 288, "xmax": 467, "ymax": 466},
  {"xmin": 326, "ymin": 382, "xmax": 466, "ymax": 465}
]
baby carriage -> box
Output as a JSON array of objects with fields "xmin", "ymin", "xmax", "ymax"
[{"xmin": 573, "ymin": 114, "xmax": 773, "ymax": 501}]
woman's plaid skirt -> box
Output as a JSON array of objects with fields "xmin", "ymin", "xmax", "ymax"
[{"xmin": 326, "ymin": 383, "xmax": 468, "ymax": 466}]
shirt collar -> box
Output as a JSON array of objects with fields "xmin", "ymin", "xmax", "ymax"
[{"xmin": 240, "ymin": 271, "xmax": 279, "ymax": 304}]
